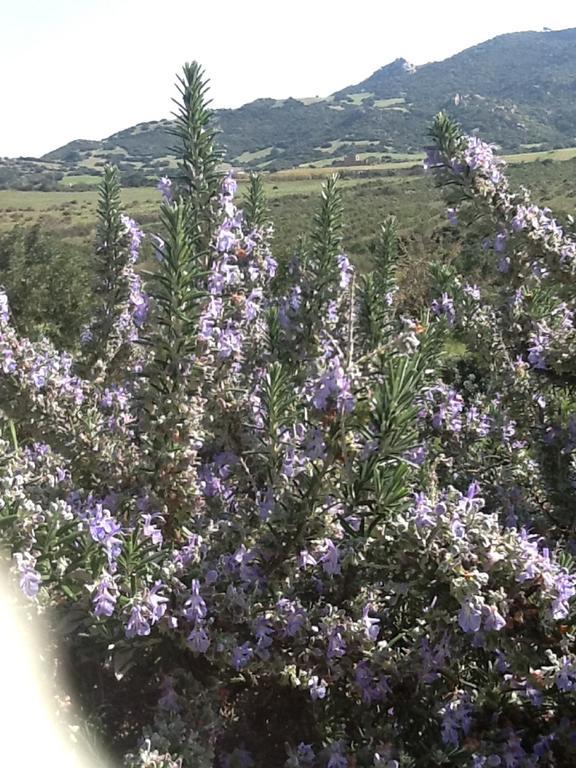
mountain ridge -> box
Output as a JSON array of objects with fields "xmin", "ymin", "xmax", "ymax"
[{"xmin": 9, "ymin": 27, "xmax": 576, "ymax": 187}]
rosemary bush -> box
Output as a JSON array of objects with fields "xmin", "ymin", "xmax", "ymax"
[{"xmin": 0, "ymin": 69, "xmax": 575, "ymax": 768}]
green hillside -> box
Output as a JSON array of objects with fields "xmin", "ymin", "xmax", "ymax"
[{"xmin": 3, "ymin": 27, "xmax": 576, "ymax": 189}]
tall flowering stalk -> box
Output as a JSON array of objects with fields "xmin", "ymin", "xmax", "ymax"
[{"xmin": 81, "ymin": 165, "xmax": 149, "ymax": 379}]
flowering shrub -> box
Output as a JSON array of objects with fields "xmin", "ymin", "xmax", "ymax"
[{"xmin": 0, "ymin": 69, "xmax": 575, "ymax": 768}]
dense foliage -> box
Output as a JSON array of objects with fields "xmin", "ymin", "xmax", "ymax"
[
  {"xmin": 1, "ymin": 64, "xmax": 575, "ymax": 768},
  {"xmin": 0, "ymin": 224, "xmax": 92, "ymax": 345}
]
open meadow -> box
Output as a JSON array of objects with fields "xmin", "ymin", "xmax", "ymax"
[{"xmin": 1, "ymin": 148, "xmax": 575, "ymax": 265}]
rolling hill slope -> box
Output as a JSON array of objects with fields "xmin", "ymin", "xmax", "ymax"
[{"xmin": 5, "ymin": 26, "xmax": 575, "ymax": 188}]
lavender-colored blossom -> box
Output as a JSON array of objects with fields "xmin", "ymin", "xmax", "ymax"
[
  {"xmin": 187, "ymin": 623, "xmax": 210, "ymax": 653},
  {"xmin": 527, "ymin": 325, "xmax": 549, "ymax": 369},
  {"xmin": 13, "ymin": 552, "xmax": 42, "ymax": 598},
  {"xmin": 446, "ymin": 207, "xmax": 458, "ymax": 226},
  {"xmin": 310, "ymin": 356, "xmax": 354, "ymax": 413},
  {"xmin": 458, "ymin": 596, "xmax": 484, "ymax": 634},
  {"xmin": 295, "ymin": 744, "xmax": 315, "ymax": 765},
  {"xmin": 216, "ymin": 326, "xmax": 243, "ymax": 359},
  {"xmin": 327, "ymin": 628, "xmax": 347, "ymax": 660},
  {"xmin": 555, "ymin": 656, "xmax": 576, "ymax": 692},
  {"xmin": 120, "ymin": 215, "xmax": 144, "ymax": 263},
  {"xmin": 464, "ymin": 136, "xmax": 503, "ymax": 184},
  {"xmin": 91, "ymin": 572, "xmax": 118, "ymax": 618},
  {"xmin": 463, "ymin": 283, "xmax": 481, "ymax": 300},
  {"xmin": 502, "ymin": 731, "xmax": 527, "ymax": 767},
  {"xmin": 216, "ymin": 227, "xmax": 237, "ymax": 254},
  {"xmin": 482, "ymin": 603, "xmax": 506, "ymax": 632},
  {"xmin": 157, "ymin": 176, "xmax": 173, "ymax": 202},
  {"xmin": 146, "ymin": 581, "xmax": 169, "ymax": 623},
  {"xmin": 327, "ymin": 753, "xmax": 348, "ymax": 768},
  {"xmin": 336, "ymin": 253, "xmax": 353, "ymax": 289},
  {"xmin": 318, "ymin": 538, "xmax": 341, "ymax": 576},
  {"xmin": 87, "ymin": 504, "xmax": 123, "ymax": 564},
  {"xmin": 410, "ymin": 491, "xmax": 436, "ymax": 528},
  {"xmin": 298, "ymin": 549, "xmax": 317, "ymax": 569},
  {"xmin": 142, "ymin": 514, "xmax": 163, "ymax": 546},
  {"xmin": 232, "ymin": 642, "xmax": 253, "ymax": 670},
  {"xmin": 0, "ymin": 289, "xmax": 10, "ymax": 324},
  {"xmin": 362, "ymin": 604, "xmax": 380, "ymax": 641},
  {"xmin": 220, "ymin": 171, "xmax": 237, "ymax": 199},
  {"xmin": 440, "ymin": 692, "xmax": 473, "ymax": 746},
  {"xmin": 493, "ymin": 231, "xmax": 508, "ymax": 253},
  {"xmin": 431, "ymin": 293, "xmax": 455, "ymax": 326},
  {"xmin": 308, "ymin": 675, "xmax": 327, "ymax": 701},
  {"xmin": 129, "ymin": 274, "xmax": 150, "ymax": 327},
  {"xmin": 125, "ymin": 603, "xmax": 152, "ymax": 638}
]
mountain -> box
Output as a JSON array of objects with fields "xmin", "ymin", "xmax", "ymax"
[{"xmin": 17, "ymin": 27, "xmax": 576, "ymax": 186}]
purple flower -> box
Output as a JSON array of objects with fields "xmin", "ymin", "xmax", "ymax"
[
  {"xmin": 555, "ymin": 656, "xmax": 576, "ymax": 692},
  {"xmin": 318, "ymin": 538, "xmax": 341, "ymax": 576},
  {"xmin": 494, "ymin": 231, "xmax": 508, "ymax": 253},
  {"xmin": 295, "ymin": 743, "xmax": 315, "ymax": 765},
  {"xmin": 183, "ymin": 579, "xmax": 207, "ymax": 623},
  {"xmin": 221, "ymin": 171, "xmax": 237, "ymax": 199},
  {"xmin": 362, "ymin": 604, "xmax": 380, "ymax": 641},
  {"xmin": 188, "ymin": 623, "xmax": 210, "ymax": 653},
  {"xmin": 254, "ymin": 617, "xmax": 274, "ymax": 655},
  {"xmin": 527, "ymin": 325, "xmax": 549, "ymax": 370},
  {"xmin": 440, "ymin": 692, "xmax": 473, "ymax": 747},
  {"xmin": 120, "ymin": 215, "xmax": 144, "ymax": 262},
  {"xmin": 0, "ymin": 290, "xmax": 10, "ymax": 325},
  {"xmin": 463, "ymin": 284, "xmax": 480, "ymax": 300},
  {"xmin": 327, "ymin": 753, "xmax": 348, "ymax": 768},
  {"xmin": 458, "ymin": 596, "xmax": 484, "ymax": 633},
  {"xmin": 464, "ymin": 136, "xmax": 503, "ymax": 183},
  {"xmin": 411, "ymin": 491, "xmax": 436, "ymax": 527},
  {"xmin": 336, "ymin": 253, "xmax": 353, "ymax": 289},
  {"xmin": 142, "ymin": 514, "xmax": 163, "ymax": 546},
  {"xmin": 157, "ymin": 176, "xmax": 173, "ymax": 202},
  {"xmin": 216, "ymin": 227, "xmax": 237, "ymax": 253},
  {"xmin": 87, "ymin": 505, "xmax": 123, "ymax": 565},
  {"xmin": 482, "ymin": 604, "xmax": 506, "ymax": 632},
  {"xmin": 13, "ymin": 552, "xmax": 41, "ymax": 598},
  {"xmin": 146, "ymin": 581, "xmax": 169, "ymax": 623},
  {"xmin": 298, "ymin": 549, "xmax": 317, "ymax": 569},
  {"xmin": 308, "ymin": 675, "xmax": 327, "ymax": 701},
  {"xmin": 216, "ymin": 326, "xmax": 243, "ymax": 359},
  {"xmin": 232, "ymin": 642, "xmax": 254, "ymax": 670},
  {"xmin": 327, "ymin": 628, "xmax": 347, "ymax": 660},
  {"xmin": 129, "ymin": 275, "xmax": 150, "ymax": 326},
  {"xmin": 431, "ymin": 293, "xmax": 455, "ymax": 326},
  {"xmin": 551, "ymin": 570, "xmax": 576, "ymax": 619},
  {"xmin": 125, "ymin": 603, "xmax": 151, "ymax": 638},
  {"xmin": 91, "ymin": 572, "xmax": 118, "ymax": 618},
  {"xmin": 310, "ymin": 356, "xmax": 354, "ymax": 413}
]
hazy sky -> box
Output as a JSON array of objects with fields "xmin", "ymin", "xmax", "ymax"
[{"xmin": 2, "ymin": 0, "xmax": 575, "ymax": 158}]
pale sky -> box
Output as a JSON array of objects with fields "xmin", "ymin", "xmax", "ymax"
[{"xmin": 1, "ymin": 0, "xmax": 575, "ymax": 158}]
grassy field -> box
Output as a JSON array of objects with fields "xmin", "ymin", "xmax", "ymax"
[{"xmin": 0, "ymin": 148, "xmax": 574, "ymax": 265}]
